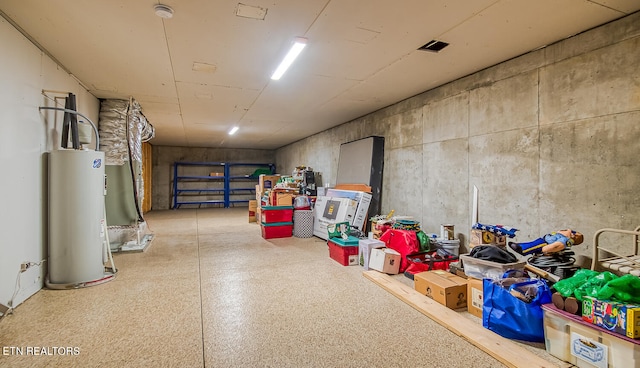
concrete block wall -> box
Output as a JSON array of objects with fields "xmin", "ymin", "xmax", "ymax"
[
  {"xmin": 152, "ymin": 145, "xmax": 276, "ymax": 209},
  {"xmin": 276, "ymin": 11, "xmax": 640, "ymax": 258}
]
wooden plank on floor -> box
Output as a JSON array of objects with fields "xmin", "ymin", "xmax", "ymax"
[{"xmin": 363, "ymin": 270, "xmax": 557, "ymax": 368}]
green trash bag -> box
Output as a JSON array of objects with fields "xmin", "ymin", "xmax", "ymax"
[
  {"xmin": 553, "ymin": 269, "xmax": 618, "ymax": 301},
  {"xmin": 416, "ymin": 230, "xmax": 430, "ymax": 252},
  {"xmin": 553, "ymin": 269, "xmax": 599, "ymax": 298},
  {"xmin": 574, "ymin": 271, "xmax": 618, "ymax": 301},
  {"xmin": 597, "ymin": 274, "xmax": 640, "ymax": 304}
]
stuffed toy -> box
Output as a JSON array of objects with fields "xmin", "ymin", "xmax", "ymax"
[{"xmin": 509, "ymin": 229, "xmax": 583, "ymax": 255}]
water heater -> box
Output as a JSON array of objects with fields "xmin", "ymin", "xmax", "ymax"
[{"xmin": 48, "ymin": 149, "xmax": 108, "ymax": 287}]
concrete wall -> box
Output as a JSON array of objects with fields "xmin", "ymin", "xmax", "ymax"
[
  {"xmin": 276, "ymin": 12, "xmax": 640, "ymax": 258},
  {"xmin": 0, "ymin": 17, "xmax": 100, "ymax": 307},
  {"xmin": 152, "ymin": 146, "xmax": 276, "ymax": 209}
]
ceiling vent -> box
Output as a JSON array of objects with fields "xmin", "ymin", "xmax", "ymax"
[
  {"xmin": 418, "ymin": 40, "xmax": 449, "ymax": 52},
  {"xmin": 236, "ymin": 3, "xmax": 267, "ymax": 20}
]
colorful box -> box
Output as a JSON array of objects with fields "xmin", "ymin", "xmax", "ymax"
[
  {"xmin": 368, "ymin": 248, "xmax": 401, "ymax": 274},
  {"xmin": 467, "ymin": 277, "xmax": 483, "ymax": 318},
  {"xmin": 359, "ymin": 238, "xmax": 385, "ymax": 270},
  {"xmin": 469, "ymin": 229, "xmax": 506, "ymax": 247},
  {"xmin": 260, "ymin": 222, "xmax": 293, "ymax": 239},
  {"xmin": 414, "ymin": 270, "xmax": 467, "ymax": 309},
  {"xmin": 260, "ymin": 206, "xmax": 293, "ymax": 223},
  {"xmin": 582, "ymin": 297, "xmax": 640, "ymax": 339},
  {"xmin": 328, "ymin": 237, "xmax": 360, "ymax": 266}
]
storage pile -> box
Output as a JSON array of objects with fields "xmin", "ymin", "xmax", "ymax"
[
  {"xmin": 353, "ymin": 218, "xmax": 640, "ymax": 366},
  {"xmin": 249, "ymin": 172, "xmax": 640, "ymax": 367}
]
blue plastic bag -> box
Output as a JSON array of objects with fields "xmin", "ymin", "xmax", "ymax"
[{"xmin": 482, "ymin": 277, "xmax": 552, "ymax": 342}]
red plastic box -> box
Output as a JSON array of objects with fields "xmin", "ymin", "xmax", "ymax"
[
  {"xmin": 328, "ymin": 237, "xmax": 360, "ymax": 266},
  {"xmin": 261, "ymin": 222, "xmax": 293, "ymax": 239},
  {"xmin": 261, "ymin": 206, "xmax": 294, "ymax": 223}
]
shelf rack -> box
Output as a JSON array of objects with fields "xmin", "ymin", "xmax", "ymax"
[{"xmin": 172, "ymin": 161, "xmax": 275, "ymax": 209}]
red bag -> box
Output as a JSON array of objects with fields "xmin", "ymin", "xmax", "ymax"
[
  {"xmin": 379, "ymin": 229, "xmax": 420, "ymax": 273},
  {"xmin": 404, "ymin": 251, "xmax": 458, "ymax": 279}
]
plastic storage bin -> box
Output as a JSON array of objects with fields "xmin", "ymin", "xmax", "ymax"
[
  {"xmin": 328, "ymin": 236, "xmax": 360, "ymax": 266},
  {"xmin": 261, "ymin": 222, "xmax": 293, "ymax": 239},
  {"xmin": 459, "ymin": 254, "xmax": 525, "ymax": 279},
  {"xmin": 261, "ymin": 206, "xmax": 294, "ymax": 223},
  {"xmin": 542, "ymin": 304, "xmax": 640, "ymax": 368},
  {"xmin": 436, "ymin": 239, "xmax": 460, "ymax": 256}
]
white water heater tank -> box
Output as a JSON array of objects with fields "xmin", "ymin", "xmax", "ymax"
[{"xmin": 49, "ymin": 149, "xmax": 106, "ymax": 285}]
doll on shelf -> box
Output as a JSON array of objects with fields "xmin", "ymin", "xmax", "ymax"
[{"xmin": 508, "ymin": 229, "xmax": 584, "ymax": 255}]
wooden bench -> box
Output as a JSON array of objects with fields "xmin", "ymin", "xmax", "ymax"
[{"xmin": 591, "ymin": 226, "xmax": 640, "ymax": 276}]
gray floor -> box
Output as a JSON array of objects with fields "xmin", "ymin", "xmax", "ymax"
[{"xmin": 0, "ymin": 208, "xmax": 566, "ymax": 367}]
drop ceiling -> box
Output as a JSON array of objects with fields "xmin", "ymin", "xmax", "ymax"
[{"xmin": 1, "ymin": 0, "xmax": 638, "ymax": 149}]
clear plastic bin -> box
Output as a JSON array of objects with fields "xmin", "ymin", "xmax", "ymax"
[
  {"xmin": 459, "ymin": 254, "xmax": 525, "ymax": 279},
  {"xmin": 543, "ymin": 304, "xmax": 640, "ymax": 368}
]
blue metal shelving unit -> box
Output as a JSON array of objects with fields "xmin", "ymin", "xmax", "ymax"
[{"xmin": 172, "ymin": 162, "xmax": 275, "ymax": 209}]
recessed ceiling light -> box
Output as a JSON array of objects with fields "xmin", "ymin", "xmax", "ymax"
[{"xmin": 154, "ymin": 4, "xmax": 174, "ymax": 19}]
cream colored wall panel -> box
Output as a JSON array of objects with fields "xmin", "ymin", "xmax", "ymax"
[
  {"xmin": 0, "ymin": 16, "xmax": 101, "ymax": 307},
  {"xmin": 0, "ymin": 17, "xmax": 46, "ymax": 308}
]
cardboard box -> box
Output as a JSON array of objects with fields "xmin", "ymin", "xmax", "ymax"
[
  {"xmin": 259, "ymin": 174, "xmax": 281, "ymax": 191},
  {"xmin": 469, "ymin": 229, "xmax": 506, "ymax": 247},
  {"xmin": 414, "ymin": 270, "xmax": 467, "ymax": 309},
  {"xmin": 582, "ymin": 297, "xmax": 640, "ymax": 339},
  {"xmin": 467, "ymin": 277, "xmax": 483, "ymax": 318},
  {"xmin": 359, "ymin": 238, "xmax": 385, "ymax": 270},
  {"xmin": 248, "ymin": 200, "xmax": 257, "ymax": 223},
  {"xmin": 270, "ymin": 190, "xmax": 294, "ymax": 206},
  {"xmin": 255, "ymin": 185, "xmax": 264, "ymax": 204},
  {"xmin": 312, "ymin": 196, "xmax": 358, "ymax": 240},
  {"xmin": 325, "ymin": 189, "xmax": 372, "ymax": 231},
  {"xmin": 368, "ymin": 248, "xmax": 401, "ymax": 274}
]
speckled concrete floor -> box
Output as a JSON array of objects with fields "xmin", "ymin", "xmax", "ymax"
[{"xmin": 0, "ymin": 208, "xmax": 565, "ymax": 367}]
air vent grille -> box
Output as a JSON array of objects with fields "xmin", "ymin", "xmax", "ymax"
[{"xmin": 418, "ymin": 40, "xmax": 449, "ymax": 52}]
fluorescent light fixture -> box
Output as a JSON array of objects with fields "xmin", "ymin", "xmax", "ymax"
[
  {"xmin": 228, "ymin": 126, "xmax": 239, "ymax": 135},
  {"xmin": 271, "ymin": 37, "xmax": 307, "ymax": 80}
]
